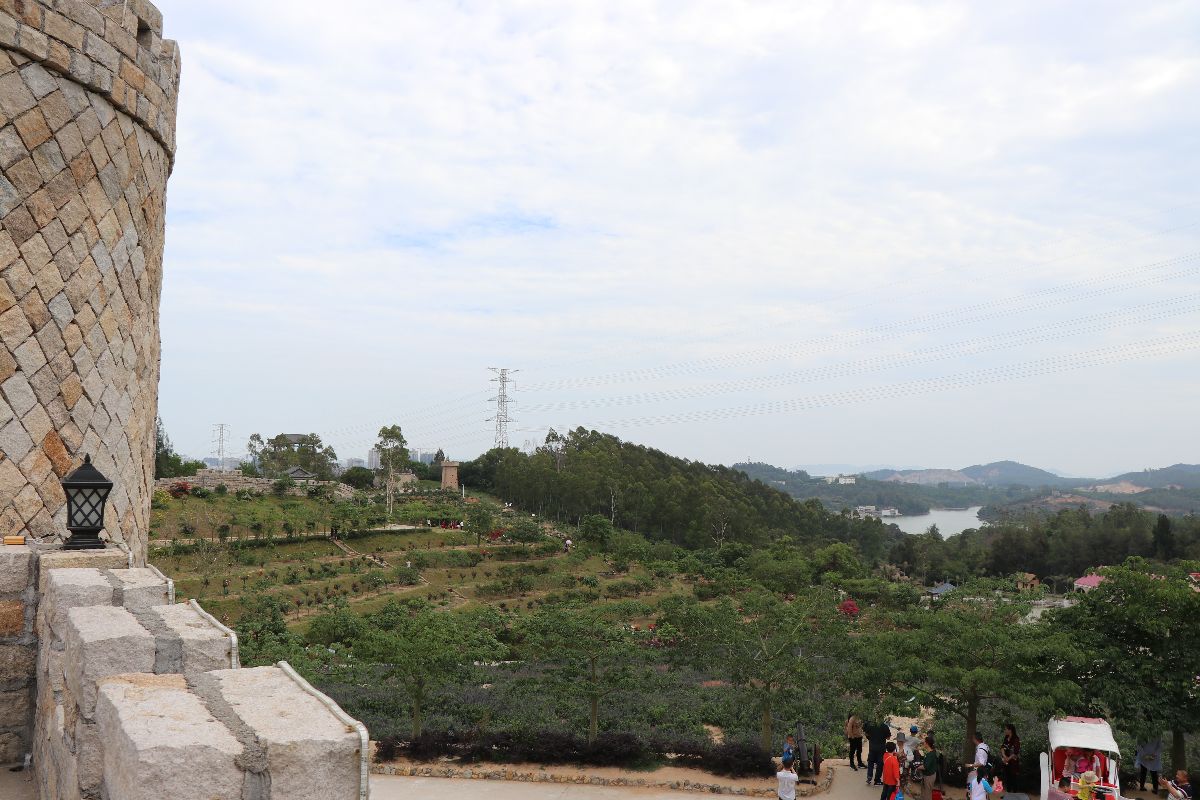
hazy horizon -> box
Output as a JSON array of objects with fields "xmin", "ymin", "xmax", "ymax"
[{"xmin": 153, "ymin": 1, "xmax": 1200, "ymax": 478}]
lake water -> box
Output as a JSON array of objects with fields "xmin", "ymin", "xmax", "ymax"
[{"xmin": 892, "ymin": 506, "xmax": 984, "ymax": 536}]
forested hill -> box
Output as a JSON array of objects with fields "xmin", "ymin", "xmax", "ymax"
[
  {"xmin": 959, "ymin": 460, "xmax": 1083, "ymax": 487},
  {"xmin": 461, "ymin": 428, "xmax": 896, "ymax": 556},
  {"xmin": 1106, "ymin": 464, "xmax": 1200, "ymax": 490}
]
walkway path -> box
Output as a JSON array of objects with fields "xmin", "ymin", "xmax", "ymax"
[
  {"xmin": 371, "ymin": 761, "xmax": 845, "ymax": 800},
  {"xmin": 0, "ymin": 768, "xmax": 35, "ymax": 800}
]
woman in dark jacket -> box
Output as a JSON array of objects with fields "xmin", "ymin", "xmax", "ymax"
[{"xmin": 1001, "ymin": 723, "xmax": 1021, "ymax": 787}]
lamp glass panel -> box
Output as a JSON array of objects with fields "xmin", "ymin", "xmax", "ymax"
[{"xmin": 71, "ymin": 488, "xmax": 105, "ymax": 528}]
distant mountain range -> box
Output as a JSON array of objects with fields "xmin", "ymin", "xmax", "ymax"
[{"xmin": 807, "ymin": 460, "xmax": 1200, "ymax": 490}]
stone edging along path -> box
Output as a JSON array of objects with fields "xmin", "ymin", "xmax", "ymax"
[{"xmin": 370, "ymin": 760, "xmax": 836, "ymax": 797}]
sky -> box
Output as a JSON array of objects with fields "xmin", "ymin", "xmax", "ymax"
[{"xmin": 152, "ymin": 0, "xmax": 1200, "ymax": 479}]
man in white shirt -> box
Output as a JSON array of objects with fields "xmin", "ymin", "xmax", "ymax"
[
  {"xmin": 777, "ymin": 756, "xmax": 798, "ymax": 800},
  {"xmin": 972, "ymin": 732, "xmax": 991, "ymax": 771}
]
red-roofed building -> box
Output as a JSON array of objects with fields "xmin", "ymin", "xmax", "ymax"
[{"xmin": 1073, "ymin": 574, "xmax": 1107, "ymax": 592}]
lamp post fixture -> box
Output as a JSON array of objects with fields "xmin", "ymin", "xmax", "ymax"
[{"xmin": 61, "ymin": 455, "xmax": 113, "ymax": 551}]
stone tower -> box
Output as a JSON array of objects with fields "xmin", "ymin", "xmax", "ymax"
[{"xmin": 0, "ymin": 0, "xmax": 179, "ymax": 566}]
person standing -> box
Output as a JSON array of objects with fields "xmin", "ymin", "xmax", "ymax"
[
  {"xmin": 1001, "ymin": 723, "xmax": 1021, "ymax": 788},
  {"xmin": 1136, "ymin": 739, "xmax": 1162, "ymax": 794},
  {"xmin": 918, "ymin": 735, "xmax": 939, "ymax": 800},
  {"xmin": 970, "ymin": 731, "xmax": 991, "ymax": 771},
  {"xmin": 882, "ymin": 742, "xmax": 901, "ymax": 800},
  {"xmin": 847, "ymin": 712, "xmax": 865, "ymax": 771},
  {"xmin": 866, "ymin": 719, "xmax": 890, "ymax": 786},
  {"xmin": 777, "ymin": 755, "xmax": 799, "ymax": 800}
]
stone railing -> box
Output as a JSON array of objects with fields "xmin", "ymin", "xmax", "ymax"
[
  {"xmin": 0, "ymin": 544, "xmax": 369, "ymax": 797},
  {"xmin": 153, "ymin": 469, "xmax": 356, "ymax": 500}
]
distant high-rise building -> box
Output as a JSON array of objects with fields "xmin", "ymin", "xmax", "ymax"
[
  {"xmin": 345, "ymin": 458, "xmax": 366, "ymax": 469},
  {"xmin": 407, "ymin": 450, "xmax": 436, "ymax": 465},
  {"xmin": 367, "ymin": 449, "xmax": 381, "ymax": 469}
]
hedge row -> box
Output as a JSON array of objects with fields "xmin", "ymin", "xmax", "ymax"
[{"xmin": 374, "ymin": 730, "xmax": 776, "ymax": 778}]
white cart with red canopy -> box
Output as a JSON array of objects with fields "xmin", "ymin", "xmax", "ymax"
[{"xmin": 1040, "ymin": 717, "xmax": 1123, "ymax": 800}]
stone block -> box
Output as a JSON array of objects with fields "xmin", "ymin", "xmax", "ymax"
[
  {"xmin": 0, "ymin": 643, "xmax": 34, "ymax": 684},
  {"xmin": 0, "ymin": 686, "xmax": 30, "ymax": 721},
  {"xmin": 0, "ymin": 730, "xmax": 22, "ymax": 764},
  {"xmin": 42, "ymin": 568, "xmax": 111, "ymax": 635},
  {"xmin": 37, "ymin": 548, "xmax": 127, "ymax": 593},
  {"xmin": 108, "ymin": 567, "xmax": 167, "ymax": 610},
  {"xmin": 0, "ymin": 600, "xmax": 23, "ymax": 637},
  {"xmin": 0, "ymin": 545, "xmax": 33, "ymax": 594},
  {"xmin": 95, "ymin": 674, "xmax": 242, "ymax": 800},
  {"xmin": 62, "ymin": 605, "xmax": 154, "ymax": 718},
  {"xmin": 210, "ymin": 666, "xmax": 363, "ymax": 799},
  {"xmin": 142, "ymin": 603, "xmax": 230, "ymax": 675}
]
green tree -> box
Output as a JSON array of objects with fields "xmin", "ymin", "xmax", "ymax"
[
  {"xmin": 154, "ymin": 417, "xmax": 205, "ymax": 478},
  {"xmin": 246, "ymin": 432, "xmax": 339, "ymax": 480},
  {"xmin": 850, "ymin": 582, "xmax": 1080, "ymax": 763},
  {"xmin": 661, "ymin": 589, "xmax": 845, "ymax": 751},
  {"xmin": 340, "ymin": 466, "xmax": 376, "ymax": 491},
  {"xmin": 578, "ymin": 514, "xmax": 614, "ymax": 551},
  {"xmin": 1051, "ymin": 559, "xmax": 1200, "ymax": 770},
  {"xmin": 519, "ymin": 604, "xmax": 644, "ymax": 744},
  {"xmin": 353, "ymin": 602, "xmax": 504, "ymax": 738},
  {"xmin": 376, "ymin": 425, "xmax": 409, "ymax": 518},
  {"xmin": 466, "ymin": 503, "xmax": 495, "ymax": 548}
]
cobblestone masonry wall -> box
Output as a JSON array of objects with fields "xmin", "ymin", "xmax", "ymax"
[
  {"xmin": 153, "ymin": 469, "xmax": 359, "ymax": 500},
  {"xmin": 0, "ymin": 0, "xmax": 180, "ymax": 566}
]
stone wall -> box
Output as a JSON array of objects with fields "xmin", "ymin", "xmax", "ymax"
[
  {"xmin": 153, "ymin": 468, "xmax": 358, "ymax": 500},
  {"xmin": 27, "ymin": 547, "xmax": 369, "ymax": 798},
  {"xmin": 0, "ymin": 545, "xmax": 35, "ymax": 764},
  {"xmin": 0, "ymin": 0, "xmax": 181, "ymax": 566}
]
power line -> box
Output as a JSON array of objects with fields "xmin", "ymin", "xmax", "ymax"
[
  {"xmin": 519, "ymin": 294, "xmax": 1200, "ymax": 413},
  {"xmin": 537, "ymin": 330, "xmax": 1200, "ymax": 431},
  {"xmin": 487, "ymin": 368, "xmax": 518, "ymax": 449},
  {"xmin": 524, "ymin": 249, "xmax": 1200, "ymax": 391}
]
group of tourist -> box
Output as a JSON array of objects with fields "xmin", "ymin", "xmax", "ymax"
[
  {"xmin": 775, "ymin": 715, "xmax": 1192, "ymax": 800},
  {"xmin": 838, "ymin": 713, "xmax": 945, "ymax": 800}
]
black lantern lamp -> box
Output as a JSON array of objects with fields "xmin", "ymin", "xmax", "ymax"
[{"xmin": 61, "ymin": 455, "xmax": 113, "ymax": 550}]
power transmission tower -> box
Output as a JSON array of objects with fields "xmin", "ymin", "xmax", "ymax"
[
  {"xmin": 211, "ymin": 424, "xmax": 230, "ymax": 470},
  {"xmin": 487, "ymin": 368, "xmax": 518, "ymax": 449}
]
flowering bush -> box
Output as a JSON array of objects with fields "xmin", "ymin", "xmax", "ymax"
[
  {"xmin": 839, "ymin": 598, "xmax": 860, "ymax": 617},
  {"xmin": 167, "ymin": 481, "xmax": 192, "ymax": 499}
]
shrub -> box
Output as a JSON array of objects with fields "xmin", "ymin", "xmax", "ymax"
[
  {"xmin": 392, "ymin": 567, "xmax": 420, "ymax": 586},
  {"xmin": 151, "ymin": 489, "xmax": 171, "ymax": 509},
  {"xmin": 581, "ymin": 733, "xmax": 647, "ymax": 766},
  {"xmin": 190, "ymin": 486, "xmax": 213, "ymax": 499},
  {"xmin": 375, "ymin": 736, "xmax": 400, "ymax": 763},
  {"xmin": 167, "ymin": 481, "xmax": 192, "ymax": 499},
  {"xmin": 406, "ymin": 731, "xmax": 459, "ymax": 761},
  {"xmin": 703, "ymin": 741, "xmax": 775, "ymax": 778},
  {"xmin": 215, "ymin": 483, "xmax": 229, "ymax": 495}
]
